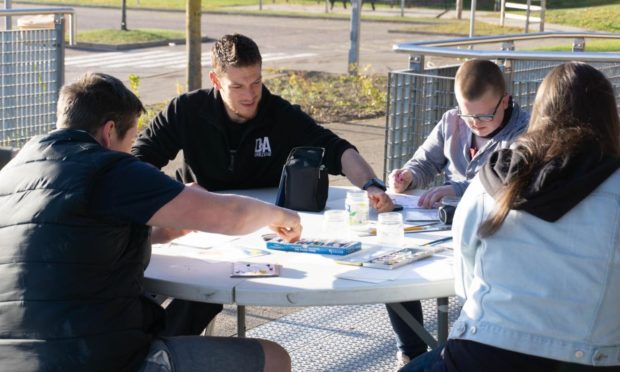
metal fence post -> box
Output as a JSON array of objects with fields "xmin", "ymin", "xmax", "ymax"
[
  {"xmin": 573, "ymin": 37, "xmax": 585, "ymax": 52},
  {"xmin": 348, "ymin": 0, "xmax": 361, "ymax": 75},
  {"xmin": 3, "ymin": 0, "xmax": 11, "ymax": 30},
  {"xmin": 55, "ymin": 14, "xmax": 64, "ymax": 90}
]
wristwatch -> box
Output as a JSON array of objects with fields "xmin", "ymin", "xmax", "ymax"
[{"xmin": 362, "ymin": 177, "xmax": 387, "ymax": 191}]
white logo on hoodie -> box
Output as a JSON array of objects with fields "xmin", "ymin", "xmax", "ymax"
[{"xmin": 254, "ymin": 137, "xmax": 272, "ymax": 157}]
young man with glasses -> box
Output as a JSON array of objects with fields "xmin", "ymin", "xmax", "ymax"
[
  {"xmin": 389, "ymin": 59, "xmax": 530, "ymax": 208},
  {"xmin": 386, "ymin": 59, "xmax": 530, "ymax": 367}
]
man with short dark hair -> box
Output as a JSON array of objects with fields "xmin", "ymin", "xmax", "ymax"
[
  {"xmin": 132, "ymin": 33, "xmax": 394, "ymax": 337},
  {"xmin": 133, "ymin": 33, "xmax": 392, "ymax": 204},
  {"xmin": 0, "ymin": 72, "xmax": 300, "ymax": 372}
]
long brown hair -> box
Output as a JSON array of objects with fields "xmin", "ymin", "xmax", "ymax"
[{"xmin": 478, "ymin": 62, "xmax": 620, "ymax": 237}]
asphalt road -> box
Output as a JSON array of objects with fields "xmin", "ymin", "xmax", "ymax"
[{"xmin": 14, "ymin": 3, "xmax": 431, "ymax": 104}]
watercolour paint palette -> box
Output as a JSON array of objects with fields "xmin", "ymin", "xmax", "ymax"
[{"xmin": 265, "ymin": 237, "xmax": 362, "ymax": 256}]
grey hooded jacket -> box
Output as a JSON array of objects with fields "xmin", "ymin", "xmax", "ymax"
[{"xmin": 402, "ymin": 99, "xmax": 529, "ymax": 196}]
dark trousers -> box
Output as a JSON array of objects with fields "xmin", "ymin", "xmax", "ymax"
[
  {"xmin": 160, "ymin": 300, "xmax": 223, "ymax": 336},
  {"xmin": 400, "ymin": 340, "xmax": 620, "ymax": 372},
  {"xmin": 386, "ymin": 300, "xmax": 428, "ymax": 359}
]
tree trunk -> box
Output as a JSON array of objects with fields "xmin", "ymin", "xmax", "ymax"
[
  {"xmin": 121, "ymin": 0, "xmax": 128, "ymax": 31},
  {"xmin": 186, "ymin": 0, "xmax": 202, "ymax": 91}
]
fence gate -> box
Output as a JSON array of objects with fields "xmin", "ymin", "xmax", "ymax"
[{"xmin": 1, "ymin": 13, "xmax": 64, "ymax": 148}]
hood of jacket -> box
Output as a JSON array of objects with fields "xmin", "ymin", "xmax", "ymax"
[{"xmin": 480, "ymin": 145, "xmax": 620, "ymax": 221}]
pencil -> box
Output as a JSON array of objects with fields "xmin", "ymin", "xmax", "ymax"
[
  {"xmin": 369, "ymin": 223, "xmax": 437, "ymax": 236},
  {"xmin": 421, "ymin": 236, "xmax": 453, "ymax": 246}
]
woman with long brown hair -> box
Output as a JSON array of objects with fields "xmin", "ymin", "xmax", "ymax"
[{"xmin": 402, "ymin": 62, "xmax": 620, "ymax": 371}]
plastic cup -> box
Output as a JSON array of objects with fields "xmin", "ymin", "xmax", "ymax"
[
  {"xmin": 376, "ymin": 212, "xmax": 404, "ymax": 247},
  {"xmin": 345, "ymin": 190, "xmax": 369, "ymax": 231},
  {"xmin": 322, "ymin": 209, "xmax": 350, "ymax": 239}
]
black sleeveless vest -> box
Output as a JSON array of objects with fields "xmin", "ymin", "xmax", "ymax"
[{"xmin": 0, "ymin": 129, "xmax": 164, "ymax": 372}]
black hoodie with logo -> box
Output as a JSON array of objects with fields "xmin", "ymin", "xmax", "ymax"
[{"xmin": 132, "ymin": 86, "xmax": 355, "ymax": 191}]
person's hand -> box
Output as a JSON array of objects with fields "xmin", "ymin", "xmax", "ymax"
[
  {"xmin": 269, "ymin": 208, "xmax": 302, "ymax": 242},
  {"xmin": 367, "ymin": 187, "xmax": 394, "ymax": 213},
  {"xmin": 151, "ymin": 227, "xmax": 193, "ymax": 244},
  {"xmin": 418, "ymin": 185, "xmax": 456, "ymax": 209},
  {"xmin": 388, "ymin": 168, "xmax": 413, "ymax": 193}
]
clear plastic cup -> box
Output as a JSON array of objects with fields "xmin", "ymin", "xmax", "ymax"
[
  {"xmin": 322, "ymin": 209, "xmax": 350, "ymax": 239},
  {"xmin": 345, "ymin": 190, "xmax": 369, "ymax": 231},
  {"xmin": 376, "ymin": 212, "xmax": 404, "ymax": 247}
]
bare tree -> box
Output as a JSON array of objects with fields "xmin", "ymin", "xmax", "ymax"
[{"xmin": 187, "ymin": 0, "xmax": 202, "ymax": 91}]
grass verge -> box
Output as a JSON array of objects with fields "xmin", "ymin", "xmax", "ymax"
[
  {"xmin": 531, "ymin": 39, "xmax": 620, "ymax": 52},
  {"xmin": 76, "ymin": 28, "xmax": 185, "ymax": 45},
  {"xmin": 545, "ymin": 4, "xmax": 620, "ymax": 33},
  {"xmin": 395, "ymin": 19, "xmax": 524, "ymax": 35}
]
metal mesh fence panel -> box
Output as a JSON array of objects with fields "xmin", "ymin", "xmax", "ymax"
[
  {"xmin": 1, "ymin": 27, "xmax": 60, "ymax": 148},
  {"xmin": 384, "ymin": 67, "xmax": 458, "ymax": 180},
  {"xmin": 510, "ymin": 60, "xmax": 620, "ymax": 112},
  {"xmin": 385, "ymin": 60, "xmax": 620, "ymax": 179}
]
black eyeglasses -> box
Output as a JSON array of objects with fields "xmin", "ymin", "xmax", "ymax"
[{"xmin": 457, "ymin": 96, "xmax": 504, "ymax": 123}]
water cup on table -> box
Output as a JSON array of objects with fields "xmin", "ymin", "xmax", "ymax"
[
  {"xmin": 322, "ymin": 209, "xmax": 350, "ymax": 240},
  {"xmin": 345, "ymin": 190, "xmax": 369, "ymax": 232},
  {"xmin": 376, "ymin": 212, "xmax": 405, "ymax": 247}
]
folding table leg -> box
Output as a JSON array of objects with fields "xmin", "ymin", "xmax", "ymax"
[
  {"xmin": 387, "ymin": 302, "xmax": 438, "ymax": 349},
  {"xmin": 437, "ymin": 297, "xmax": 449, "ymax": 343},
  {"xmin": 237, "ymin": 305, "xmax": 246, "ymax": 338}
]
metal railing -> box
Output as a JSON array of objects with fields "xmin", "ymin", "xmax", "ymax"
[
  {"xmin": 384, "ymin": 32, "xmax": 620, "ymax": 179},
  {"xmin": 1, "ymin": 8, "xmax": 74, "ymax": 147}
]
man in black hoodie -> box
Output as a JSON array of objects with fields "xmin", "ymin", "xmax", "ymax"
[{"xmin": 132, "ymin": 33, "xmax": 394, "ymax": 336}]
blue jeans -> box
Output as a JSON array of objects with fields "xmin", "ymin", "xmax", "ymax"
[
  {"xmin": 398, "ymin": 344, "xmax": 444, "ymax": 372},
  {"xmin": 386, "ymin": 300, "xmax": 428, "ymax": 359}
]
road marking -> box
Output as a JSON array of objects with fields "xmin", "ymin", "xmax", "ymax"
[{"xmin": 66, "ymin": 51, "xmax": 317, "ymax": 69}]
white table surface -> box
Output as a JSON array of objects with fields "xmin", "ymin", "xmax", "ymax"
[{"xmin": 144, "ymin": 186, "xmax": 455, "ymax": 308}]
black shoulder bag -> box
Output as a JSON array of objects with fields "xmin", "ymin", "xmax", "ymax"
[{"xmin": 275, "ymin": 146, "xmax": 328, "ymax": 212}]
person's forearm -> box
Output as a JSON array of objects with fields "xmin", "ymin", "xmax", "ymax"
[
  {"xmin": 340, "ymin": 148, "xmax": 378, "ymax": 188},
  {"xmin": 148, "ymin": 187, "xmax": 290, "ymax": 236},
  {"xmin": 216, "ymin": 194, "xmax": 292, "ymax": 235}
]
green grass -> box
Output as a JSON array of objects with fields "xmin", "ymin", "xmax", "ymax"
[
  {"xmin": 531, "ymin": 39, "xmax": 620, "ymax": 52},
  {"xmin": 17, "ymin": 0, "xmax": 322, "ymax": 11},
  {"xmin": 546, "ymin": 0, "xmax": 618, "ymax": 9},
  {"xmin": 76, "ymin": 28, "xmax": 185, "ymax": 45},
  {"xmin": 18, "ymin": 0, "xmax": 620, "ymax": 32},
  {"xmin": 545, "ymin": 4, "xmax": 620, "ymax": 33},
  {"xmin": 397, "ymin": 19, "xmax": 525, "ymax": 35}
]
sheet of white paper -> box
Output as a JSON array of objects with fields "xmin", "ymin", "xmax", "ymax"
[
  {"xmin": 391, "ymin": 252, "xmax": 454, "ymax": 282},
  {"xmin": 389, "ymin": 193, "xmax": 422, "ymax": 209},
  {"xmin": 405, "ymin": 209, "xmax": 439, "ymax": 222},
  {"xmin": 336, "ymin": 267, "xmax": 404, "ymax": 283},
  {"xmin": 170, "ymin": 231, "xmax": 238, "ymax": 249}
]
